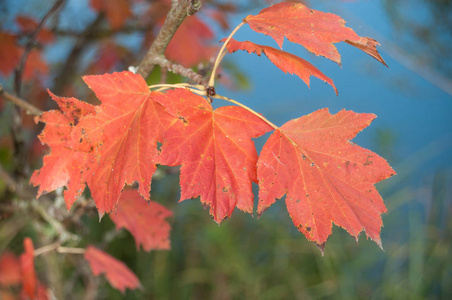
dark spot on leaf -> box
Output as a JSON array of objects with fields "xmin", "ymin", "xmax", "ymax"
[
  {"xmin": 364, "ymin": 155, "xmax": 373, "ymax": 166},
  {"xmin": 306, "ymin": 227, "xmax": 311, "ymax": 232}
]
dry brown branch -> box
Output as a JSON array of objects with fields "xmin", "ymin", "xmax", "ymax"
[{"xmin": 137, "ymin": 0, "xmax": 202, "ymax": 78}]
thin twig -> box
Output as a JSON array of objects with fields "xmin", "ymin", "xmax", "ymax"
[
  {"xmin": 31, "ymin": 200, "xmax": 79, "ymax": 243},
  {"xmin": 10, "ymin": 0, "xmax": 65, "ymax": 178},
  {"xmin": 137, "ymin": 0, "xmax": 202, "ymax": 78},
  {"xmin": 0, "ymin": 84, "xmax": 42, "ymax": 116},
  {"xmin": 14, "ymin": 0, "xmax": 66, "ymax": 97},
  {"xmin": 34, "ymin": 241, "xmax": 61, "ymax": 256},
  {"xmin": 35, "ymin": 243, "xmax": 86, "ymax": 256},
  {"xmin": 57, "ymin": 247, "xmax": 86, "ymax": 254}
]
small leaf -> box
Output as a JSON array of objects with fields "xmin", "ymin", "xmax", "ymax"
[
  {"xmin": 110, "ymin": 190, "xmax": 173, "ymax": 251},
  {"xmin": 30, "ymin": 91, "xmax": 96, "ymax": 209},
  {"xmin": 20, "ymin": 238, "xmax": 36, "ymax": 299},
  {"xmin": 22, "ymin": 49, "xmax": 49, "ymax": 80},
  {"xmin": 84, "ymin": 246, "xmax": 141, "ymax": 293},
  {"xmin": 165, "ymin": 15, "xmax": 218, "ymax": 67},
  {"xmin": 224, "ymin": 39, "xmax": 337, "ymax": 95},
  {"xmin": 0, "ymin": 32, "xmax": 21, "ymax": 76},
  {"xmin": 90, "ymin": 0, "xmax": 132, "ymax": 29},
  {"xmin": 245, "ymin": 2, "xmax": 386, "ymax": 66},
  {"xmin": 16, "ymin": 15, "xmax": 55, "ymax": 44},
  {"xmin": 0, "ymin": 252, "xmax": 21, "ymax": 286}
]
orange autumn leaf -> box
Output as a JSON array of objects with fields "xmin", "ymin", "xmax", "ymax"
[
  {"xmin": 16, "ymin": 15, "xmax": 55, "ymax": 44},
  {"xmin": 110, "ymin": 190, "xmax": 173, "ymax": 251},
  {"xmin": 257, "ymin": 109, "xmax": 395, "ymax": 251},
  {"xmin": 32, "ymin": 72, "xmax": 176, "ymax": 214},
  {"xmin": 224, "ymin": 38, "xmax": 337, "ymax": 95},
  {"xmin": 30, "ymin": 91, "xmax": 96, "ymax": 209},
  {"xmin": 66, "ymin": 72, "xmax": 175, "ymax": 215},
  {"xmin": 20, "ymin": 238, "xmax": 36, "ymax": 299},
  {"xmin": 245, "ymin": 2, "xmax": 386, "ymax": 66},
  {"xmin": 156, "ymin": 89, "xmax": 273, "ymax": 223},
  {"xmin": 84, "ymin": 246, "xmax": 140, "ymax": 293},
  {"xmin": 0, "ymin": 252, "xmax": 21, "ymax": 286},
  {"xmin": 90, "ymin": 0, "xmax": 132, "ymax": 29},
  {"xmin": 165, "ymin": 15, "xmax": 218, "ymax": 67},
  {"xmin": 22, "ymin": 50, "xmax": 49, "ymax": 80},
  {"xmin": 0, "ymin": 32, "xmax": 21, "ymax": 76}
]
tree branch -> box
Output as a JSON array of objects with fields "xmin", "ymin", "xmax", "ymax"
[
  {"xmin": 137, "ymin": 0, "xmax": 202, "ymax": 79},
  {"xmin": 0, "ymin": 84, "xmax": 43, "ymax": 116},
  {"xmin": 151, "ymin": 55, "xmax": 207, "ymax": 85}
]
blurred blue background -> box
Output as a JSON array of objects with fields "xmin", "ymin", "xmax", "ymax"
[{"xmin": 1, "ymin": 0, "xmax": 451, "ymax": 299}]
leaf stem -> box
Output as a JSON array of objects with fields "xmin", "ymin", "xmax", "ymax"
[
  {"xmin": 208, "ymin": 21, "xmax": 246, "ymax": 88},
  {"xmin": 212, "ymin": 93, "xmax": 278, "ymax": 130}
]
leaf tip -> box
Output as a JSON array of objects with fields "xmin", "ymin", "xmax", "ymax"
[{"xmin": 314, "ymin": 242, "xmax": 326, "ymax": 256}]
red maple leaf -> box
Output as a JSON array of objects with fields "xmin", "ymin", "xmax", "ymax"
[
  {"xmin": 224, "ymin": 38, "xmax": 337, "ymax": 95},
  {"xmin": 257, "ymin": 109, "xmax": 395, "ymax": 250},
  {"xmin": 84, "ymin": 246, "xmax": 141, "ymax": 293},
  {"xmin": 155, "ymin": 89, "xmax": 273, "ymax": 223},
  {"xmin": 165, "ymin": 15, "xmax": 218, "ymax": 67},
  {"xmin": 32, "ymin": 72, "xmax": 175, "ymax": 214},
  {"xmin": 20, "ymin": 238, "xmax": 36, "ymax": 299},
  {"xmin": 66, "ymin": 72, "xmax": 175, "ymax": 215},
  {"xmin": 90, "ymin": 0, "xmax": 132, "ymax": 29},
  {"xmin": 110, "ymin": 190, "xmax": 173, "ymax": 251},
  {"xmin": 22, "ymin": 49, "xmax": 49, "ymax": 80},
  {"xmin": 0, "ymin": 252, "xmax": 21, "ymax": 286},
  {"xmin": 0, "ymin": 32, "xmax": 21, "ymax": 76},
  {"xmin": 86, "ymin": 41, "xmax": 129, "ymax": 74},
  {"xmin": 30, "ymin": 91, "xmax": 96, "ymax": 209},
  {"xmin": 16, "ymin": 15, "xmax": 55, "ymax": 44},
  {"xmin": 245, "ymin": 2, "xmax": 386, "ymax": 66}
]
